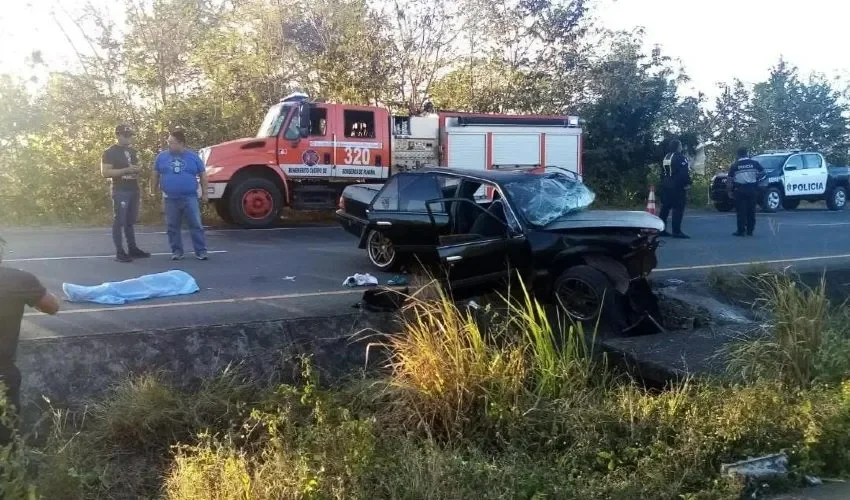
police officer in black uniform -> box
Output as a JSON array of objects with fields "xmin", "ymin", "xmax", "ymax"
[
  {"xmin": 727, "ymin": 146, "xmax": 765, "ymax": 236},
  {"xmin": 659, "ymin": 139, "xmax": 692, "ymax": 238}
]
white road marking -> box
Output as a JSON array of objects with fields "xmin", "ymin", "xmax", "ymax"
[
  {"xmin": 655, "ymin": 253, "xmax": 850, "ymax": 273},
  {"xmin": 23, "ymin": 289, "xmax": 365, "ymax": 316},
  {"xmin": 6, "ymin": 250, "xmax": 227, "ymax": 263}
]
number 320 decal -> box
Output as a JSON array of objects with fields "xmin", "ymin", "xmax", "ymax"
[{"xmin": 344, "ymin": 147, "xmax": 371, "ymax": 165}]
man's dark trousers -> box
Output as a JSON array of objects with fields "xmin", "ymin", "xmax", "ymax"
[
  {"xmin": 112, "ymin": 189, "xmax": 140, "ymax": 252},
  {"xmin": 734, "ymin": 186, "xmax": 758, "ymax": 235},
  {"xmin": 659, "ymin": 188, "xmax": 686, "ymax": 234},
  {"xmin": 0, "ymin": 364, "xmax": 21, "ymax": 445}
]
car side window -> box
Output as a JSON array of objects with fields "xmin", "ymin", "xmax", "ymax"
[
  {"xmin": 373, "ymin": 176, "xmax": 400, "ymax": 211},
  {"xmin": 398, "ymin": 174, "xmax": 444, "ymax": 212},
  {"xmin": 784, "ymin": 155, "xmax": 804, "ymax": 171},
  {"xmin": 803, "ymin": 154, "xmax": 822, "ymax": 170}
]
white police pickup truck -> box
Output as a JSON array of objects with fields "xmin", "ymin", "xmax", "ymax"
[{"xmin": 710, "ymin": 150, "xmax": 850, "ymax": 212}]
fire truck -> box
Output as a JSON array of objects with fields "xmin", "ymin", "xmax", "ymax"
[{"xmin": 200, "ymin": 93, "xmax": 583, "ymax": 228}]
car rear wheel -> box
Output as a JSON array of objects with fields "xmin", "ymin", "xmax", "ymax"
[
  {"xmin": 761, "ymin": 187, "xmax": 782, "ymax": 213},
  {"xmin": 554, "ymin": 265, "xmax": 627, "ymax": 336},
  {"xmin": 782, "ymin": 198, "xmax": 800, "ymax": 210},
  {"xmin": 826, "ymin": 186, "xmax": 847, "ymax": 211},
  {"xmin": 714, "ymin": 201, "xmax": 734, "ymax": 212},
  {"xmin": 366, "ymin": 230, "xmax": 398, "ymax": 271}
]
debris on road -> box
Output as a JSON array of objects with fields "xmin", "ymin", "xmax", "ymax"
[
  {"xmin": 63, "ymin": 270, "xmax": 200, "ymax": 305},
  {"xmin": 343, "ymin": 273, "xmax": 378, "ymax": 287},
  {"xmin": 282, "ymin": 276, "xmax": 296, "ymax": 282},
  {"xmin": 355, "ymin": 288, "xmax": 409, "ymax": 312},
  {"xmin": 387, "ymin": 275, "xmax": 408, "ymax": 286},
  {"xmin": 721, "ymin": 452, "xmax": 788, "ymax": 479}
]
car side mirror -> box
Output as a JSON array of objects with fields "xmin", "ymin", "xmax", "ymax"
[{"xmin": 298, "ymin": 103, "xmax": 310, "ymax": 138}]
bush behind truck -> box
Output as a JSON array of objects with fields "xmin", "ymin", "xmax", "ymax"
[{"xmin": 711, "ymin": 150, "xmax": 850, "ymax": 213}]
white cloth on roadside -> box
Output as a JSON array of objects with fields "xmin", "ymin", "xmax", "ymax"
[{"xmin": 343, "ymin": 273, "xmax": 379, "ymax": 287}]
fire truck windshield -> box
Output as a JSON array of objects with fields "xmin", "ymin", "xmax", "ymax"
[{"xmin": 256, "ymin": 103, "xmax": 289, "ymax": 138}]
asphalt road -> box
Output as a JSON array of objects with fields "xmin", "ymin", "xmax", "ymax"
[{"xmin": 7, "ymin": 207, "xmax": 850, "ymax": 340}]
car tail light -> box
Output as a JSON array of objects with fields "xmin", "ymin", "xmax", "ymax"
[{"xmin": 338, "ymin": 195, "xmax": 345, "ymax": 210}]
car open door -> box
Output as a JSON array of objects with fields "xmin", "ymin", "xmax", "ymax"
[{"xmin": 427, "ymin": 198, "xmax": 527, "ymax": 290}]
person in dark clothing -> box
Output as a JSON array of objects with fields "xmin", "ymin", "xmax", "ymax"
[
  {"xmin": 102, "ymin": 124, "xmax": 151, "ymax": 263},
  {"xmin": 0, "ymin": 236, "xmax": 60, "ymax": 445},
  {"xmin": 727, "ymin": 147, "xmax": 765, "ymax": 236},
  {"xmin": 658, "ymin": 139, "xmax": 692, "ymax": 238}
]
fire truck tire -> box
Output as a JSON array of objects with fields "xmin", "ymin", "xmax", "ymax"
[
  {"xmin": 214, "ymin": 199, "xmax": 234, "ymax": 224},
  {"xmin": 229, "ymin": 177, "xmax": 282, "ymax": 228}
]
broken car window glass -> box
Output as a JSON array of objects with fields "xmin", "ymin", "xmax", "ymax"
[{"xmin": 503, "ymin": 173, "xmax": 596, "ymax": 226}]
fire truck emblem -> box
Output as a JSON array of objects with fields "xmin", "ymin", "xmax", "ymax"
[{"xmin": 302, "ymin": 149, "xmax": 319, "ymax": 166}]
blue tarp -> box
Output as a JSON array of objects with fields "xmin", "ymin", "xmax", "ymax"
[{"xmin": 63, "ymin": 270, "xmax": 200, "ymax": 305}]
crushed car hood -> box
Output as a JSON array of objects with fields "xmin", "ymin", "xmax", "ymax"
[{"xmin": 542, "ymin": 210, "xmax": 665, "ymax": 231}]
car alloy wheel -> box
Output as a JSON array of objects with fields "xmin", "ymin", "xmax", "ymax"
[
  {"xmin": 555, "ymin": 276, "xmax": 602, "ymax": 321},
  {"xmin": 766, "ymin": 190, "xmax": 781, "ymax": 211},
  {"xmin": 835, "ymin": 189, "xmax": 846, "ymax": 208},
  {"xmin": 367, "ymin": 230, "xmax": 396, "ymax": 270}
]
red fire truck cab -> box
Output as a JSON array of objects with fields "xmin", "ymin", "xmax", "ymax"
[{"xmin": 200, "ymin": 93, "xmax": 582, "ymax": 228}]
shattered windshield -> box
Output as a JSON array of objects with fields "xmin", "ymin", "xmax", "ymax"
[{"xmin": 503, "ymin": 173, "xmax": 596, "ymax": 227}]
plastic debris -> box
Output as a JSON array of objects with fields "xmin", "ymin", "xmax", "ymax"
[
  {"xmin": 387, "ymin": 275, "xmax": 408, "ymax": 286},
  {"xmin": 282, "ymin": 276, "xmax": 296, "ymax": 282},
  {"xmin": 467, "ymin": 300, "xmax": 481, "ymax": 310},
  {"xmin": 343, "ymin": 273, "xmax": 379, "ymax": 287},
  {"xmin": 503, "ymin": 173, "xmax": 595, "ymax": 226},
  {"xmin": 721, "ymin": 453, "xmax": 788, "ymax": 480}
]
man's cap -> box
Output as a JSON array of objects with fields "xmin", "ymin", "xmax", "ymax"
[{"xmin": 116, "ymin": 124, "xmax": 135, "ymax": 136}]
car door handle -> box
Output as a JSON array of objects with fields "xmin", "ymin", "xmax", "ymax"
[
  {"xmin": 446, "ymin": 256, "xmax": 462, "ymax": 262},
  {"xmin": 376, "ymin": 221, "xmax": 392, "ymax": 226}
]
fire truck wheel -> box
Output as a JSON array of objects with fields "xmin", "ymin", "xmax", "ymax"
[
  {"xmin": 229, "ymin": 177, "xmax": 282, "ymax": 228},
  {"xmin": 214, "ymin": 199, "xmax": 235, "ymax": 224}
]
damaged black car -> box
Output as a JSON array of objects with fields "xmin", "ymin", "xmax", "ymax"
[{"xmin": 336, "ymin": 168, "xmax": 664, "ymax": 334}]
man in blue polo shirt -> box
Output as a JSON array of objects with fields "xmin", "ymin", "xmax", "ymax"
[{"xmin": 151, "ymin": 129, "xmax": 209, "ymax": 260}]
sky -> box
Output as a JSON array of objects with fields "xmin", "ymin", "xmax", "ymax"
[{"xmin": 1, "ymin": 0, "xmax": 849, "ymax": 99}]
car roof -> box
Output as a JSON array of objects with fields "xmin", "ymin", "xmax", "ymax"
[{"xmin": 415, "ymin": 167, "xmax": 542, "ymax": 184}]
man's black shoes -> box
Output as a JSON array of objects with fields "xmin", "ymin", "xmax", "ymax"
[
  {"xmin": 115, "ymin": 251, "xmax": 132, "ymax": 263},
  {"xmin": 659, "ymin": 230, "xmax": 671, "ymax": 237},
  {"xmin": 128, "ymin": 247, "xmax": 151, "ymax": 259},
  {"xmin": 733, "ymin": 231, "xmax": 745, "ymax": 237},
  {"xmin": 672, "ymin": 233, "xmax": 690, "ymax": 239}
]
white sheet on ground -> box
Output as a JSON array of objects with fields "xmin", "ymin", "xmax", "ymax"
[{"xmin": 62, "ymin": 270, "xmax": 200, "ymax": 305}]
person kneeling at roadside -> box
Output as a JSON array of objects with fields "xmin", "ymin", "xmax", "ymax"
[
  {"xmin": 151, "ymin": 128, "xmax": 209, "ymax": 260},
  {"xmin": 0, "ymin": 236, "xmax": 60, "ymax": 445}
]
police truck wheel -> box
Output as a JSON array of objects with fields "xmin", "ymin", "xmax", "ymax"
[
  {"xmin": 761, "ymin": 187, "xmax": 782, "ymax": 213},
  {"xmin": 714, "ymin": 201, "xmax": 734, "ymax": 212},
  {"xmin": 782, "ymin": 198, "xmax": 800, "ymax": 210},
  {"xmin": 229, "ymin": 177, "xmax": 282, "ymax": 228},
  {"xmin": 826, "ymin": 186, "xmax": 847, "ymax": 211},
  {"xmin": 214, "ymin": 199, "xmax": 235, "ymax": 224}
]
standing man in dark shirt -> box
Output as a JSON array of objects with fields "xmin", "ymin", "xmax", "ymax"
[
  {"xmin": 0, "ymin": 236, "xmax": 60, "ymax": 444},
  {"xmin": 101, "ymin": 124, "xmax": 151, "ymax": 263},
  {"xmin": 727, "ymin": 147, "xmax": 765, "ymax": 237},
  {"xmin": 658, "ymin": 139, "xmax": 692, "ymax": 239}
]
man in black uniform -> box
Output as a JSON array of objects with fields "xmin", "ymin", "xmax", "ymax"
[
  {"xmin": 727, "ymin": 147, "xmax": 765, "ymax": 236},
  {"xmin": 658, "ymin": 139, "xmax": 692, "ymax": 238},
  {"xmin": 0, "ymin": 236, "xmax": 60, "ymax": 444},
  {"xmin": 101, "ymin": 124, "xmax": 150, "ymax": 262}
]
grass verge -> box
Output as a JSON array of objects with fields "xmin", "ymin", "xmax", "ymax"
[{"xmin": 3, "ymin": 279, "xmax": 850, "ymax": 499}]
